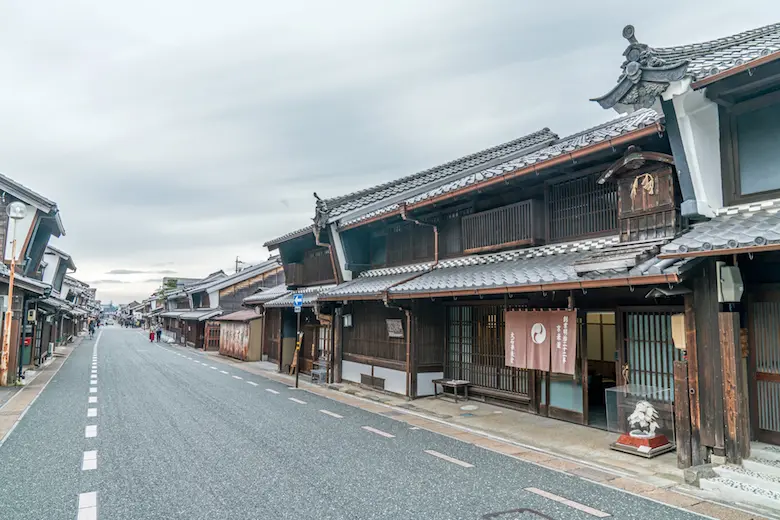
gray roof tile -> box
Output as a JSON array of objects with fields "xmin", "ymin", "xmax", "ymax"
[
  {"xmin": 389, "ymin": 237, "xmax": 684, "ymax": 295},
  {"xmin": 243, "ymin": 284, "xmax": 290, "ymax": 305},
  {"xmin": 322, "ymin": 262, "xmax": 432, "ymax": 299},
  {"xmin": 264, "ymin": 225, "xmax": 313, "ymax": 248},
  {"xmin": 340, "ymin": 110, "xmax": 661, "ymax": 228},
  {"xmin": 661, "ymin": 198, "xmax": 780, "ymax": 255},
  {"xmin": 323, "ymin": 128, "xmax": 558, "ymax": 221},
  {"xmin": 264, "ymin": 284, "xmax": 336, "ymax": 308}
]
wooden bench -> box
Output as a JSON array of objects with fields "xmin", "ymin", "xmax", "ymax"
[{"xmin": 432, "ymin": 379, "xmax": 471, "ymax": 403}]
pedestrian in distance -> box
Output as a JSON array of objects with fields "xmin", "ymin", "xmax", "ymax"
[
  {"xmin": 88, "ymin": 320, "xmax": 96, "ymax": 339},
  {"xmin": 149, "ymin": 328, "xmax": 155, "ymax": 342},
  {"xmin": 156, "ymin": 324, "xmax": 162, "ymax": 342}
]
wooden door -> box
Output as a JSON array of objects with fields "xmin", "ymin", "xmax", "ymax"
[
  {"xmin": 205, "ymin": 322, "xmax": 220, "ymax": 351},
  {"xmin": 749, "ymin": 287, "xmax": 780, "ymax": 444}
]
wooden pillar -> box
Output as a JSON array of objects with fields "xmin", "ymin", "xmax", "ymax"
[
  {"xmin": 674, "ymin": 360, "xmax": 692, "ymax": 468},
  {"xmin": 407, "ymin": 308, "xmax": 418, "ymax": 400},
  {"xmin": 684, "ymin": 293, "xmax": 704, "ymax": 466},
  {"xmin": 719, "ymin": 312, "xmax": 750, "ymax": 463},
  {"xmin": 333, "ymin": 307, "xmax": 342, "ymax": 383}
]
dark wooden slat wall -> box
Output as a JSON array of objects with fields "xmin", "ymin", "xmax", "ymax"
[
  {"xmin": 343, "ymin": 301, "xmax": 406, "ymax": 362},
  {"xmin": 548, "ymin": 173, "xmax": 618, "ymax": 242}
]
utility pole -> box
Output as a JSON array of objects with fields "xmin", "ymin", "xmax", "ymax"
[{"xmin": 1, "ymin": 202, "xmax": 26, "ymax": 386}]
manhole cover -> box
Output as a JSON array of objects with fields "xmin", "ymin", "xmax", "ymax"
[{"xmin": 460, "ymin": 404, "xmax": 479, "ymax": 411}]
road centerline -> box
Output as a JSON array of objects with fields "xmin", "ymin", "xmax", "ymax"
[
  {"xmin": 288, "ymin": 397, "xmax": 306, "ymax": 404},
  {"xmin": 320, "ymin": 410, "xmax": 344, "ymax": 419},
  {"xmin": 524, "ymin": 487, "xmax": 611, "ymax": 517}
]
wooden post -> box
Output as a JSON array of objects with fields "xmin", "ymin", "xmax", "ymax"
[
  {"xmin": 684, "ymin": 293, "xmax": 704, "ymax": 466},
  {"xmin": 719, "ymin": 312, "xmax": 749, "ymax": 464},
  {"xmin": 674, "ymin": 361, "xmax": 692, "ymax": 468}
]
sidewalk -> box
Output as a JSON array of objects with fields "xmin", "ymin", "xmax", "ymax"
[
  {"xmin": 193, "ymin": 348, "xmax": 766, "ymax": 520},
  {"xmin": 0, "ymin": 339, "xmax": 80, "ymax": 446}
]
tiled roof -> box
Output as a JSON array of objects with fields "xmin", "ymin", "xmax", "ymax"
[
  {"xmin": 242, "ymin": 284, "xmax": 290, "ymax": 305},
  {"xmin": 180, "ymin": 308, "xmax": 223, "ymax": 321},
  {"xmin": 215, "ymin": 309, "xmax": 262, "ymax": 322},
  {"xmin": 660, "ymin": 198, "xmax": 780, "ymax": 256},
  {"xmin": 594, "ymin": 23, "xmax": 780, "ymax": 110},
  {"xmin": 0, "ymin": 171, "xmax": 57, "ymax": 212},
  {"xmin": 322, "ymin": 262, "xmax": 432, "ymax": 299},
  {"xmin": 323, "ymin": 128, "xmax": 558, "ymax": 222},
  {"xmin": 340, "ymin": 110, "xmax": 661, "ymax": 228},
  {"xmin": 264, "ymin": 284, "xmax": 336, "ymax": 308},
  {"xmin": 651, "ymin": 22, "xmax": 780, "ymax": 81},
  {"xmin": 389, "ymin": 237, "xmax": 687, "ymax": 296},
  {"xmin": 191, "ymin": 258, "xmax": 281, "ymax": 293},
  {"xmin": 264, "ymin": 225, "xmax": 313, "ymax": 248}
]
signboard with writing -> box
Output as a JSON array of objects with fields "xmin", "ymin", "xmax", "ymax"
[
  {"xmin": 386, "ymin": 319, "xmax": 404, "ymax": 338},
  {"xmin": 505, "ymin": 309, "xmax": 576, "ymax": 375}
]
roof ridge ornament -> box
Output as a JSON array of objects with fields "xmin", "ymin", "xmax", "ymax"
[{"xmin": 592, "ymin": 25, "xmax": 689, "ymax": 111}]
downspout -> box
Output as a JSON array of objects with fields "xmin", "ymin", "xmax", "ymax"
[
  {"xmin": 314, "ymin": 225, "xmax": 342, "ymax": 284},
  {"xmin": 384, "ymin": 203, "xmax": 441, "ymax": 398}
]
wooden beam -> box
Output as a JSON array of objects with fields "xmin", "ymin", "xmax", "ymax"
[
  {"xmin": 684, "ymin": 293, "xmax": 704, "ymax": 466},
  {"xmin": 674, "ymin": 360, "xmax": 693, "ymax": 468},
  {"xmin": 720, "ymin": 312, "xmax": 748, "ymax": 464}
]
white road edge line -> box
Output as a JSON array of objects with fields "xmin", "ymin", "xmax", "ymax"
[
  {"xmin": 524, "ymin": 487, "xmax": 610, "ymax": 518},
  {"xmin": 85, "ymin": 425, "xmax": 97, "ymax": 438},
  {"xmin": 362, "ymin": 426, "xmax": 395, "ymax": 438},
  {"xmin": 77, "ymin": 491, "xmax": 97, "ymax": 520},
  {"xmin": 232, "ymin": 375, "xmax": 243, "ymax": 380},
  {"xmin": 320, "ymin": 410, "xmax": 343, "ymax": 419},
  {"xmin": 288, "ymin": 397, "xmax": 307, "ymax": 404},
  {"xmin": 265, "ymin": 389, "xmax": 279, "ymax": 394},
  {"xmin": 246, "ymin": 381, "xmax": 258, "ymax": 386},
  {"xmin": 424, "ymin": 450, "xmax": 473, "ymax": 468},
  {"xmin": 209, "ymin": 366, "xmax": 217, "ymax": 370},
  {"xmin": 82, "ymin": 450, "xmax": 97, "ymax": 471}
]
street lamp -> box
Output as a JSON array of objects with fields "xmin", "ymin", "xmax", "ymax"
[{"xmin": 1, "ymin": 201, "xmax": 27, "ymax": 386}]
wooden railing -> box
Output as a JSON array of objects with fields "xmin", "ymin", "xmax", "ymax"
[{"xmin": 461, "ymin": 199, "xmax": 543, "ymax": 254}]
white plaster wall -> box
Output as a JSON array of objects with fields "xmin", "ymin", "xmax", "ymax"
[
  {"xmin": 416, "ymin": 371, "xmax": 444, "ymax": 397},
  {"xmin": 329, "ymin": 223, "xmax": 352, "ymax": 281},
  {"xmin": 672, "ymin": 90, "xmax": 723, "ymax": 215},
  {"xmin": 342, "ymin": 360, "xmax": 371, "ymax": 384},
  {"xmin": 5, "ymin": 205, "xmax": 36, "ymax": 262},
  {"xmin": 208, "ymin": 290, "xmax": 220, "ymax": 308},
  {"xmin": 373, "ymin": 366, "xmax": 406, "ymax": 395},
  {"xmin": 41, "ymin": 252, "xmax": 59, "ymax": 285}
]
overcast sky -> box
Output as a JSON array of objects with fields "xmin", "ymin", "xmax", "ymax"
[{"xmin": 1, "ymin": 1, "xmax": 777, "ymax": 303}]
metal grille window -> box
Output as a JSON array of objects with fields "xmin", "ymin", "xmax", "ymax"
[
  {"xmin": 548, "ymin": 173, "xmax": 618, "ymax": 242},
  {"xmin": 446, "ymin": 306, "xmax": 528, "ymax": 396}
]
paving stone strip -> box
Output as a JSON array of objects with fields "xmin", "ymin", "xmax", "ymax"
[{"xmin": 173, "ymin": 345, "xmax": 769, "ymax": 520}]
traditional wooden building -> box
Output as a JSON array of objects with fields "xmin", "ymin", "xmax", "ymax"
[
  {"xmin": 311, "ymin": 108, "xmax": 701, "ymax": 442},
  {"xmin": 242, "ymin": 283, "xmax": 290, "ymax": 365},
  {"xmin": 594, "ymin": 21, "xmax": 780, "ymax": 507},
  {"xmin": 213, "ymin": 310, "xmax": 264, "ymax": 361}
]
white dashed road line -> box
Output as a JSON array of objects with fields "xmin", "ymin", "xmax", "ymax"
[
  {"xmin": 87, "ymin": 408, "xmax": 97, "ymax": 418},
  {"xmin": 209, "ymin": 366, "xmax": 217, "ymax": 370},
  {"xmin": 219, "ymin": 370, "xmax": 228, "ymax": 375},
  {"xmin": 89, "ymin": 387, "xmax": 97, "ymax": 394},
  {"xmin": 89, "ymin": 396, "xmax": 97, "ymax": 404},
  {"xmin": 320, "ymin": 410, "xmax": 343, "ymax": 419},
  {"xmin": 77, "ymin": 491, "xmax": 97, "ymax": 520},
  {"xmin": 266, "ymin": 389, "xmax": 279, "ymax": 394},
  {"xmin": 82, "ymin": 451, "xmax": 97, "ymax": 471},
  {"xmin": 288, "ymin": 397, "xmax": 307, "ymax": 405},
  {"xmin": 85, "ymin": 425, "xmax": 97, "ymax": 438},
  {"xmin": 362, "ymin": 426, "xmax": 395, "ymax": 438},
  {"xmin": 246, "ymin": 381, "xmax": 258, "ymax": 386},
  {"xmin": 424, "ymin": 450, "xmax": 473, "ymax": 468},
  {"xmin": 232, "ymin": 375, "xmax": 243, "ymax": 380},
  {"xmin": 524, "ymin": 488, "xmax": 610, "ymax": 518}
]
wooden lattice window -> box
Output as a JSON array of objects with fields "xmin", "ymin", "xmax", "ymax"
[{"xmin": 548, "ymin": 173, "xmax": 618, "ymax": 242}]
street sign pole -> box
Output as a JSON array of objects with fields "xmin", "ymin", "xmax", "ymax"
[{"xmin": 292, "ymin": 293, "xmax": 303, "ymax": 388}]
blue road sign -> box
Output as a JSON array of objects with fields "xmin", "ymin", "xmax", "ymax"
[{"xmin": 292, "ymin": 293, "xmax": 304, "ymax": 308}]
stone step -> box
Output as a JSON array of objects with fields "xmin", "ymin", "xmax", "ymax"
[
  {"xmin": 715, "ymin": 464, "xmax": 780, "ymax": 494},
  {"xmin": 753, "ymin": 443, "xmax": 780, "ymax": 462},
  {"xmin": 744, "ymin": 457, "xmax": 780, "ymax": 477},
  {"xmin": 700, "ymin": 476, "xmax": 780, "ymax": 512}
]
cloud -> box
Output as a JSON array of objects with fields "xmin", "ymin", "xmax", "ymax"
[
  {"xmin": 4, "ymin": 1, "xmax": 779, "ymax": 305},
  {"xmin": 88, "ymin": 279, "xmax": 128, "ymax": 285},
  {"xmin": 142, "ymin": 278, "xmax": 162, "ymax": 284}
]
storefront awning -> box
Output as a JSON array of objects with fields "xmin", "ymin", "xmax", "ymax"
[
  {"xmin": 215, "ymin": 309, "xmax": 262, "ymax": 322},
  {"xmin": 264, "ymin": 284, "xmax": 336, "ymax": 308},
  {"xmin": 321, "ymin": 262, "xmax": 431, "ymax": 301},
  {"xmin": 387, "ymin": 236, "xmax": 693, "ymax": 299},
  {"xmin": 659, "ymin": 198, "xmax": 780, "ymax": 259},
  {"xmin": 160, "ymin": 310, "xmax": 186, "ymax": 318},
  {"xmin": 180, "ymin": 308, "xmax": 222, "ymax": 321}
]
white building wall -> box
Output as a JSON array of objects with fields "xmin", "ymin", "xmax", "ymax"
[
  {"xmin": 5, "ymin": 205, "xmax": 36, "ymax": 262},
  {"xmin": 41, "ymin": 252, "xmax": 59, "ymax": 286},
  {"xmin": 416, "ymin": 371, "xmax": 444, "ymax": 397}
]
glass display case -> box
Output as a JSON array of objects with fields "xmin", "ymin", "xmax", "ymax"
[{"xmin": 605, "ymin": 384, "xmax": 675, "ymax": 458}]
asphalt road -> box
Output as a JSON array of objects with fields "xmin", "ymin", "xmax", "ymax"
[{"xmin": 0, "ymin": 326, "xmax": 708, "ymax": 520}]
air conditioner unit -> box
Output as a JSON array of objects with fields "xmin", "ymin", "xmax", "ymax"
[{"xmin": 0, "ymin": 295, "xmax": 7, "ymax": 313}]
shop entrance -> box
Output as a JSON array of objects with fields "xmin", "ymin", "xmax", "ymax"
[{"xmin": 584, "ymin": 312, "xmax": 617, "ymax": 429}]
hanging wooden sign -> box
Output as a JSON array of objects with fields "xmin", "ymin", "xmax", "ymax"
[{"xmin": 505, "ymin": 309, "xmax": 577, "ymax": 375}]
